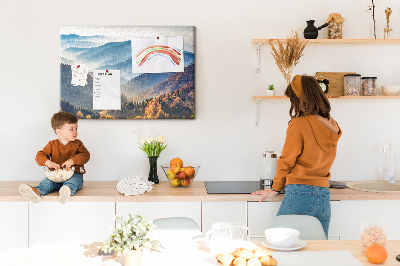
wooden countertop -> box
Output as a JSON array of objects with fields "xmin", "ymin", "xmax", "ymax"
[{"xmin": 2, "ymin": 181, "xmax": 400, "ymax": 202}]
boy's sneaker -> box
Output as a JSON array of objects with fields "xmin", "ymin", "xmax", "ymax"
[
  {"xmin": 19, "ymin": 184, "xmax": 41, "ymax": 203},
  {"xmin": 58, "ymin": 186, "xmax": 71, "ymax": 204}
]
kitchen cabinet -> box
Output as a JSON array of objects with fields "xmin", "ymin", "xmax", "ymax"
[
  {"xmin": 202, "ymin": 201, "xmax": 247, "ymax": 233},
  {"xmin": 247, "ymin": 202, "xmax": 281, "ymax": 240},
  {"xmin": 248, "ymin": 201, "xmax": 341, "ymax": 240},
  {"xmin": 0, "ymin": 202, "xmax": 28, "ymax": 252},
  {"xmin": 116, "ymin": 202, "xmax": 202, "ymax": 230},
  {"xmin": 340, "ymin": 200, "xmax": 400, "ymax": 240},
  {"xmin": 29, "ymin": 202, "xmax": 115, "ymax": 247}
]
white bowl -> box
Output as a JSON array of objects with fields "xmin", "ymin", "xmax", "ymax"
[
  {"xmin": 382, "ymin": 85, "xmax": 400, "ymax": 96},
  {"xmin": 264, "ymin": 227, "xmax": 300, "ymax": 248}
]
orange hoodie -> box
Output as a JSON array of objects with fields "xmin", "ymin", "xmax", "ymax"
[{"xmin": 272, "ymin": 115, "xmax": 342, "ymax": 191}]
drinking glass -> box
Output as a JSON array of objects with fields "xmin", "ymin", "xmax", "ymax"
[{"xmin": 229, "ymin": 222, "xmax": 251, "ymax": 249}]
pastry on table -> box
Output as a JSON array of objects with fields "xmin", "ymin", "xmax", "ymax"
[
  {"xmin": 232, "ymin": 257, "xmax": 246, "ymax": 266},
  {"xmin": 252, "ymin": 248, "xmax": 271, "ymax": 259},
  {"xmin": 259, "ymin": 255, "xmax": 278, "ymax": 266},
  {"xmin": 216, "ymin": 253, "xmax": 235, "ymax": 266},
  {"xmin": 232, "ymin": 248, "xmax": 254, "ymax": 260},
  {"xmin": 247, "ymin": 258, "xmax": 262, "ymax": 266}
]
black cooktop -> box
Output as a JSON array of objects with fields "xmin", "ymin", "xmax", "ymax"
[{"xmin": 205, "ymin": 181, "xmax": 264, "ymax": 194}]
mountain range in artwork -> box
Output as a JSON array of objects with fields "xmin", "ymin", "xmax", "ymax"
[{"xmin": 60, "ymin": 26, "xmax": 195, "ymax": 119}]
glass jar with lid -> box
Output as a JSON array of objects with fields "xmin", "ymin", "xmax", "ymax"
[
  {"xmin": 344, "ymin": 74, "xmax": 361, "ymax": 96},
  {"xmin": 261, "ymin": 151, "xmax": 279, "ymax": 187},
  {"xmin": 362, "ymin": 77, "xmax": 377, "ymax": 96}
]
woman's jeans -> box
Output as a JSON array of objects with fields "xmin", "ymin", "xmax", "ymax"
[
  {"xmin": 35, "ymin": 173, "xmax": 84, "ymax": 196},
  {"xmin": 277, "ymin": 184, "xmax": 331, "ymax": 239}
]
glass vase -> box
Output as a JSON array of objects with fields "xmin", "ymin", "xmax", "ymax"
[{"xmin": 148, "ymin": 156, "xmax": 159, "ymax": 184}]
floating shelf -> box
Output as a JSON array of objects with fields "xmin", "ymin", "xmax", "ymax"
[
  {"xmin": 252, "ymin": 38, "xmax": 400, "ymax": 72},
  {"xmin": 253, "ymin": 95, "xmax": 400, "ymax": 99},
  {"xmin": 251, "ymin": 39, "xmax": 400, "ymax": 45},
  {"xmin": 253, "ymin": 95, "xmax": 400, "ymax": 126}
]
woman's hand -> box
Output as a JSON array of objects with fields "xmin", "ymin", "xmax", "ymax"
[{"xmin": 251, "ymin": 188, "xmax": 279, "ymax": 202}]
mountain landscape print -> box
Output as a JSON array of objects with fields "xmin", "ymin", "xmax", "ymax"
[{"xmin": 60, "ymin": 26, "xmax": 195, "ymax": 119}]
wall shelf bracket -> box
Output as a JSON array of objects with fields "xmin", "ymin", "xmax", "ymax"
[
  {"xmin": 255, "ymin": 99, "xmax": 260, "ymax": 126},
  {"xmin": 255, "ymin": 42, "xmax": 262, "ymax": 73}
]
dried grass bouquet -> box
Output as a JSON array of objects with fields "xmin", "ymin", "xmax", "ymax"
[{"xmin": 269, "ymin": 30, "xmax": 308, "ymax": 86}]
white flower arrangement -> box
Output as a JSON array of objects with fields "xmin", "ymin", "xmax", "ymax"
[
  {"xmin": 139, "ymin": 135, "xmax": 167, "ymax": 157},
  {"xmin": 101, "ymin": 214, "xmax": 159, "ymax": 255}
]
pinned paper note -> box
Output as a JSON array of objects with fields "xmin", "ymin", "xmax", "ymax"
[
  {"xmin": 131, "ymin": 36, "xmax": 184, "ymax": 74},
  {"xmin": 71, "ymin": 64, "xmax": 88, "ymax": 86},
  {"xmin": 93, "ymin": 70, "xmax": 121, "ymax": 110}
]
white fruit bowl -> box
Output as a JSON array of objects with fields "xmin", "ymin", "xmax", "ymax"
[
  {"xmin": 382, "ymin": 85, "xmax": 400, "ymax": 96},
  {"xmin": 265, "ymin": 227, "xmax": 300, "ymax": 248},
  {"xmin": 44, "ymin": 167, "xmax": 75, "ymax": 183},
  {"xmin": 161, "ymin": 164, "xmax": 200, "ymax": 188}
]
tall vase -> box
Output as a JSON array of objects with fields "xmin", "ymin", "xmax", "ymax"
[
  {"xmin": 121, "ymin": 250, "xmax": 142, "ymax": 266},
  {"xmin": 148, "ymin": 156, "xmax": 159, "ymax": 184}
]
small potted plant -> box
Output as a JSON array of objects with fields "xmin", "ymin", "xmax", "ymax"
[
  {"xmin": 267, "ymin": 84, "xmax": 276, "ymax": 96},
  {"xmin": 101, "ymin": 214, "xmax": 159, "ymax": 266}
]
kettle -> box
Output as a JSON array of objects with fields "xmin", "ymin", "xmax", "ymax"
[{"xmin": 303, "ymin": 20, "xmax": 328, "ymax": 39}]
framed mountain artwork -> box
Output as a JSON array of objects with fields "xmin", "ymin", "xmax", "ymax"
[{"xmin": 60, "ymin": 26, "xmax": 195, "ymax": 119}]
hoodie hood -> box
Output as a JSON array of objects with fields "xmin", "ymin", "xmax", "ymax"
[{"xmin": 305, "ymin": 115, "xmax": 342, "ymax": 152}]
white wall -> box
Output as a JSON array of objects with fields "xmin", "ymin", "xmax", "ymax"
[{"xmin": 1, "ymin": 0, "xmax": 400, "ymax": 183}]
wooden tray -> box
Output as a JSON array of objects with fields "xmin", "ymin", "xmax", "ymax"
[{"xmin": 315, "ymin": 72, "xmax": 356, "ymax": 96}]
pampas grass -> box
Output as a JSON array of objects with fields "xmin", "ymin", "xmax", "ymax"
[{"xmin": 269, "ymin": 30, "xmax": 308, "ymax": 85}]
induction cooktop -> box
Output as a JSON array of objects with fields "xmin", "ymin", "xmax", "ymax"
[{"xmin": 204, "ymin": 181, "xmax": 264, "ymax": 194}]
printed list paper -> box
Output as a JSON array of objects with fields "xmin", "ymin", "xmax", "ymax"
[{"xmin": 93, "ymin": 70, "xmax": 121, "ymax": 110}]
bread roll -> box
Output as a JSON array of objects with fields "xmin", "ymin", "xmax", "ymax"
[
  {"xmin": 232, "ymin": 257, "xmax": 246, "ymax": 266},
  {"xmin": 247, "ymin": 258, "xmax": 262, "ymax": 266},
  {"xmin": 216, "ymin": 253, "xmax": 235, "ymax": 266},
  {"xmin": 259, "ymin": 255, "xmax": 277, "ymax": 266},
  {"xmin": 232, "ymin": 248, "xmax": 254, "ymax": 260},
  {"xmin": 252, "ymin": 248, "xmax": 271, "ymax": 259}
]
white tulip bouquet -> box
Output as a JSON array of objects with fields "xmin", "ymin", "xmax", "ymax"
[{"xmin": 139, "ymin": 135, "xmax": 167, "ymax": 157}]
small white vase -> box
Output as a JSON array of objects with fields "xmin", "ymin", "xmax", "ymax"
[
  {"xmin": 266, "ymin": 90, "xmax": 276, "ymax": 96},
  {"xmin": 119, "ymin": 250, "xmax": 142, "ymax": 266}
]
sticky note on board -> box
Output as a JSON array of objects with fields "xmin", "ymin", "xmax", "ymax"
[
  {"xmin": 131, "ymin": 36, "xmax": 184, "ymax": 74},
  {"xmin": 93, "ymin": 70, "xmax": 121, "ymax": 110},
  {"xmin": 71, "ymin": 64, "xmax": 88, "ymax": 86}
]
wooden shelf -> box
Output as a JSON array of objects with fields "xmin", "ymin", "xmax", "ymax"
[
  {"xmin": 253, "ymin": 95, "xmax": 400, "ymax": 99},
  {"xmin": 251, "ymin": 39, "xmax": 400, "ymax": 45}
]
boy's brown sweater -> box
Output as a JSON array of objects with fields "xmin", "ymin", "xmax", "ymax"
[
  {"xmin": 36, "ymin": 139, "xmax": 90, "ymax": 174},
  {"xmin": 272, "ymin": 115, "xmax": 342, "ymax": 192}
]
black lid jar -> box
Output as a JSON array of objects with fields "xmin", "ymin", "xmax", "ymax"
[{"xmin": 361, "ymin": 77, "xmax": 377, "ymax": 96}]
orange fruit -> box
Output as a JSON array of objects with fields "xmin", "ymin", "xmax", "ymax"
[
  {"xmin": 365, "ymin": 244, "xmax": 388, "ymax": 264},
  {"xmin": 170, "ymin": 158, "xmax": 183, "ymax": 168}
]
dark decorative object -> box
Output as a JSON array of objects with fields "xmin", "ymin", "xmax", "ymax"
[
  {"xmin": 316, "ymin": 77, "xmax": 330, "ymax": 94},
  {"xmin": 303, "ymin": 20, "xmax": 328, "ymax": 39},
  {"xmin": 148, "ymin": 156, "xmax": 159, "ymax": 184}
]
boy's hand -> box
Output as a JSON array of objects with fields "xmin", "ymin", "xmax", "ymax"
[
  {"xmin": 61, "ymin": 159, "xmax": 74, "ymax": 171},
  {"xmin": 45, "ymin": 160, "xmax": 60, "ymax": 170}
]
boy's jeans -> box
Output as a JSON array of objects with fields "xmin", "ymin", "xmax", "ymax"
[
  {"xmin": 276, "ymin": 184, "xmax": 331, "ymax": 239},
  {"xmin": 36, "ymin": 173, "xmax": 84, "ymax": 196}
]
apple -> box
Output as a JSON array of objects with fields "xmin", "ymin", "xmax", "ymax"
[
  {"xmin": 176, "ymin": 171, "xmax": 186, "ymax": 180},
  {"xmin": 170, "ymin": 164, "xmax": 180, "ymax": 174},
  {"xmin": 180, "ymin": 179, "xmax": 191, "ymax": 187},
  {"xmin": 184, "ymin": 166, "xmax": 195, "ymax": 177},
  {"xmin": 167, "ymin": 169, "xmax": 176, "ymax": 179},
  {"xmin": 170, "ymin": 178, "xmax": 181, "ymax": 187}
]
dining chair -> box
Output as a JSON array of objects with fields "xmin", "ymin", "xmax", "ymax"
[
  {"xmin": 152, "ymin": 217, "xmax": 203, "ymax": 238},
  {"xmin": 269, "ymin": 215, "xmax": 327, "ymax": 240}
]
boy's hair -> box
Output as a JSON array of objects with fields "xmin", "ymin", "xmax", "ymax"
[
  {"xmin": 51, "ymin": 111, "xmax": 78, "ymax": 131},
  {"xmin": 285, "ymin": 75, "xmax": 331, "ymax": 121}
]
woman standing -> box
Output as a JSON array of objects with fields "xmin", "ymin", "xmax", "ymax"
[{"xmin": 252, "ymin": 75, "xmax": 342, "ymax": 238}]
